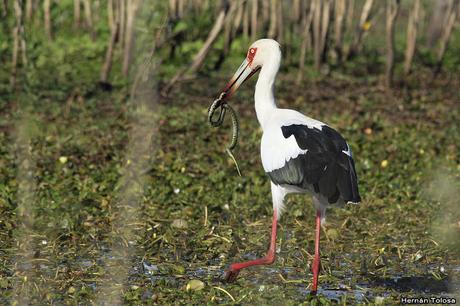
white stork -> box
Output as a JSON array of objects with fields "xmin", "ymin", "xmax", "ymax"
[{"xmin": 219, "ymin": 39, "xmax": 361, "ymax": 294}]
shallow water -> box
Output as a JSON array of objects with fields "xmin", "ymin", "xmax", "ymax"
[{"xmin": 133, "ymin": 254, "xmax": 460, "ymax": 303}]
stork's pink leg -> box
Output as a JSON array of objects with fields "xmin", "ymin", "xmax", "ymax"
[
  {"xmin": 224, "ymin": 209, "xmax": 278, "ymax": 282},
  {"xmin": 311, "ymin": 210, "xmax": 321, "ymax": 294}
]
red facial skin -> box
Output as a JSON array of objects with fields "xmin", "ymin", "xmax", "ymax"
[{"xmin": 247, "ymin": 47, "xmax": 257, "ymax": 66}]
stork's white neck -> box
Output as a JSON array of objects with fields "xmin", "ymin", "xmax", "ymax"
[{"xmin": 254, "ymin": 57, "xmax": 280, "ymax": 129}]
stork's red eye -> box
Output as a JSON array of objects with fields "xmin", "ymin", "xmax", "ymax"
[{"xmin": 247, "ymin": 47, "xmax": 257, "ymax": 63}]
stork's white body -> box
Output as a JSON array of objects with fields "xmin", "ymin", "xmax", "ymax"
[
  {"xmin": 262, "ymin": 111, "xmax": 330, "ymax": 216},
  {"xmin": 253, "ymin": 40, "xmax": 345, "ymax": 219}
]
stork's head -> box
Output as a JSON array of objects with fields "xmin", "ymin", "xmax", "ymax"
[{"xmin": 222, "ymin": 39, "xmax": 281, "ymax": 98}]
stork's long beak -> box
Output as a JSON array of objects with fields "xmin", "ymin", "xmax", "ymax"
[{"xmin": 221, "ymin": 59, "xmax": 259, "ymax": 99}]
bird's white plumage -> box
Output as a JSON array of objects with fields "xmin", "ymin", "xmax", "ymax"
[
  {"xmin": 271, "ymin": 182, "xmax": 288, "ymax": 217},
  {"xmin": 261, "ymin": 108, "xmax": 325, "ymax": 172},
  {"xmin": 342, "ymin": 143, "xmax": 352, "ymax": 157}
]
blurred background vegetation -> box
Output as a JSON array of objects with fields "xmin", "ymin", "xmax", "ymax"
[
  {"xmin": 0, "ymin": 0, "xmax": 460, "ymax": 304},
  {"xmin": 2, "ymin": 0, "xmax": 460, "ymax": 95}
]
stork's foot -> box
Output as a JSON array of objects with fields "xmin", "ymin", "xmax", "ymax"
[{"xmin": 224, "ymin": 269, "xmax": 240, "ymax": 283}]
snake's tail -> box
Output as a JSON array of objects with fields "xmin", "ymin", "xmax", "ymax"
[
  {"xmin": 226, "ymin": 105, "xmax": 239, "ymax": 151},
  {"xmin": 226, "ymin": 148, "xmax": 242, "ymax": 177}
]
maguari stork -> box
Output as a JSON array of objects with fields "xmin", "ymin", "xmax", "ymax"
[{"xmin": 217, "ymin": 39, "xmax": 361, "ymax": 294}]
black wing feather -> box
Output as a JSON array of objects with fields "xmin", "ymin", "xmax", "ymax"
[{"xmin": 268, "ymin": 124, "xmax": 361, "ymax": 204}]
